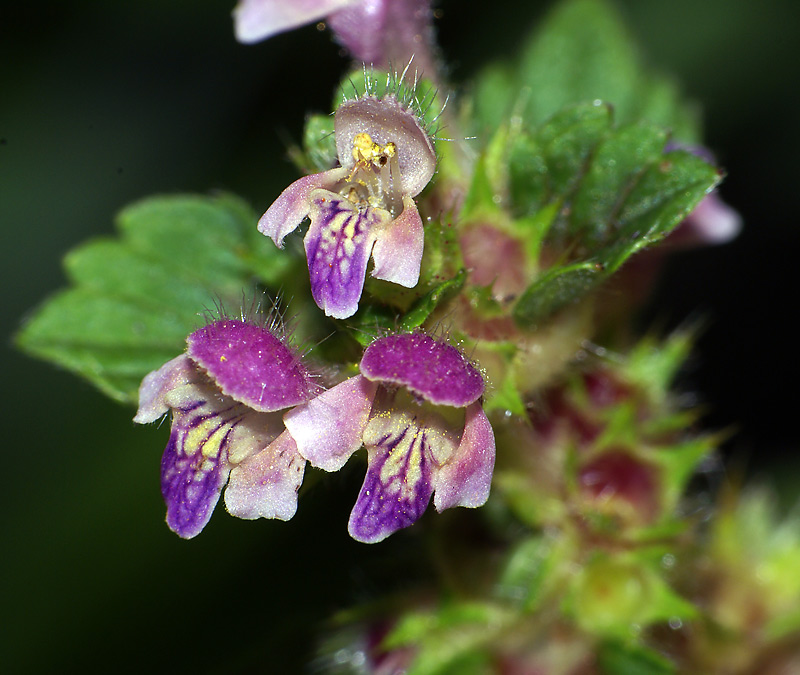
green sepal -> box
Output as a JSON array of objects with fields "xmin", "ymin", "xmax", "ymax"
[
  {"xmin": 297, "ymin": 113, "xmax": 337, "ymax": 174},
  {"xmin": 483, "ymin": 368, "xmax": 527, "ymax": 418},
  {"xmin": 16, "ymin": 194, "xmax": 282, "ymax": 404},
  {"xmin": 625, "ymin": 329, "xmax": 696, "ymax": 403},
  {"xmin": 400, "ymin": 269, "xmax": 467, "ymax": 332},
  {"xmin": 349, "ymin": 268, "xmax": 467, "ymax": 347}
]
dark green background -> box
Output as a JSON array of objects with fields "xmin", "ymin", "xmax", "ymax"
[{"xmin": 2, "ymin": 1, "xmax": 798, "ymax": 672}]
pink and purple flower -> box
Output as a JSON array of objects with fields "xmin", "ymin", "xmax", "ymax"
[
  {"xmin": 258, "ymin": 93, "xmax": 436, "ymax": 319},
  {"xmin": 284, "ymin": 333, "xmax": 495, "ymax": 543},
  {"xmin": 134, "ymin": 317, "xmax": 319, "ymax": 538},
  {"xmin": 233, "ymin": 0, "xmax": 438, "ymax": 78}
]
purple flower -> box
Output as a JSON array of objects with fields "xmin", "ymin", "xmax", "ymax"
[
  {"xmin": 134, "ymin": 317, "xmax": 319, "ymax": 538},
  {"xmin": 233, "ymin": 0, "xmax": 438, "ymax": 79},
  {"xmin": 258, "ymin": 94, "xmax": 436, "ymax": 319},
  {"xmin": 284, "ymin": 333, "xmax": 495, "ymax": 543}
]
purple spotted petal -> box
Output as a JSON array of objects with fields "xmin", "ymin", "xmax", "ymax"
[
  {"xmin": 433, "ymin": 403, "xmax": 495, "ymax": 511},
  {"xmin": 371, "ymin": 194, "xmax": 424, "ymax": 288},
  {"xmin": 233, "ymin": 0, "xmax": 357, "ymax": 43},
  {"xmin": 160, "ymin": 393, "xmax": 245, "ymax": 538},
  {"xmin": 360, "ymin": 334, "xmax": 484, "ymax": 407},
  {"xmin": 304, "ymin": 189, "xmax": 391, "ymax": 319},
  {"xmin": 258, "ymin": 168, "xmax": 347, "ymax": 248},
  {"xmin": 285, "ymin": 375, "xmax": 378, "ymax": 471},
  {"xmin": 186, "ymin": 319, "xmax": 314, "ymax": 413},
  {"xmin": 224, "ymin": 431, "xmax": 306, "ymax": 521},
  {"xmin": 348, "ymin": 413, "xmax": 434, "ymax": 543},
  {"xmin": 134, "ymin": 355, "xmax": 200, "ymax": 424}
]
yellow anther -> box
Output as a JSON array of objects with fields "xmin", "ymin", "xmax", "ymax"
[{"xmin": 352, "ymin": 132, "xmax": 376, "ymax": 163}]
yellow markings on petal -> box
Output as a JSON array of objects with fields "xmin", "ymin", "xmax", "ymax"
[
  {"xmin": 184, "ymin": 415, "xmax": 234, "ymax": 462},
  {"xmin": 366, "ymin": 412, "xmax": 426, "ymax": 500}
]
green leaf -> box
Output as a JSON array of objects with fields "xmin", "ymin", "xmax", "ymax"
[
  {"xmin": 513, "ymin": 262, "xmax": 601, "ymax": 328},
  {"xmin": 569, "ymin": 123, "xmax": 669, "ymax": 249},
  {"xmin": 512, "ymin": 124, "xmax": 720, "ymax": 328},
  {"xmin": 517, "ymin": 0, "xmax": 699, "ymax": 137},
  {"xmin": 470, "ymin": 0, "xmax": 700, "ymax": 142},
  {"xmin": 400, "ymin": 269, "xmax": 467, "ymax": 332},
  {"xmin": 17, "ymin": 194, "xmax": 283, "ymax": 404}
]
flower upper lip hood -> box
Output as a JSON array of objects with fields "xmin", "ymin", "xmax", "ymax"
[
  {"xmin": 185, "ymin": 319, "xmax": 315, "ymax": 412},
  {"xmin": 359, "ymin": 332, "xmax": 484, "ymax": 407},
  {"xmin": 335, "ymin": 95, "xmax": 436, "ymax": 198}
]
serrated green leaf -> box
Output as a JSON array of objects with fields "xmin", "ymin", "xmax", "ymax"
[
  {"xmin": 519, "ymin": 0, "xmax": 640, "ymax": 126},
  {"xmin": 569, "ymin": 123, "xmax": 669, "ymax": 249},
  {"xmin": 517, "ymin": 0, "xmax": 698, "ymax": 137},
  {"xmin": 508, "ymin": 131, "xmax": 549, "ymax": 217},
  {"xmin": 17, "ymin": 194, "xmax": 283, "ymax": 404},
  {"xmin": 471, "ymin": 0, "xmax": 700, "ymax": 142},
  {"xmin": 468, "ymin": 62, "xmax": 520, "ymax": 137},
  {"xmin": 538, "ymin": 102, "xmax": 614, "ymax": 200},
  {"xmin": 512, "ymin": 125, "xmax": 720, "ymax": 328}
]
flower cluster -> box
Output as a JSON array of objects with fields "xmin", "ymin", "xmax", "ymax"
[
  {"xmin": 133, "ymin": 46, "xmax": 488, "ymax": 543},
  {"xmin": 136, "ymin": 321, "xmax": 494, "ymax": 541}
]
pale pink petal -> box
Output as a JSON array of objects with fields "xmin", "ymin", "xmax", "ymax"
[
  {"xmin": 433, "ymin": 403, "xmax": 495, "ymax": 511},
  {"xmin": 224, "ymin": 431, "xmax": 306, "ymax": 521},
  {"xmin": 257, "ymin": 168, "xmax": 347, "ymax": 248},
  {"xmin": 233, "ymin": 0, "xmax": 357, "ymax": 44},
  {"xmin": 371, "ymin": 194, "xmax": 424, "ymax": 288},
  {"xmin": 134, "ymin": 355, "xmax": 199, "ymax": 424},
  {"xmin": 284, "ymin": 375, "xmax": 377, "ymax": 471}
]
